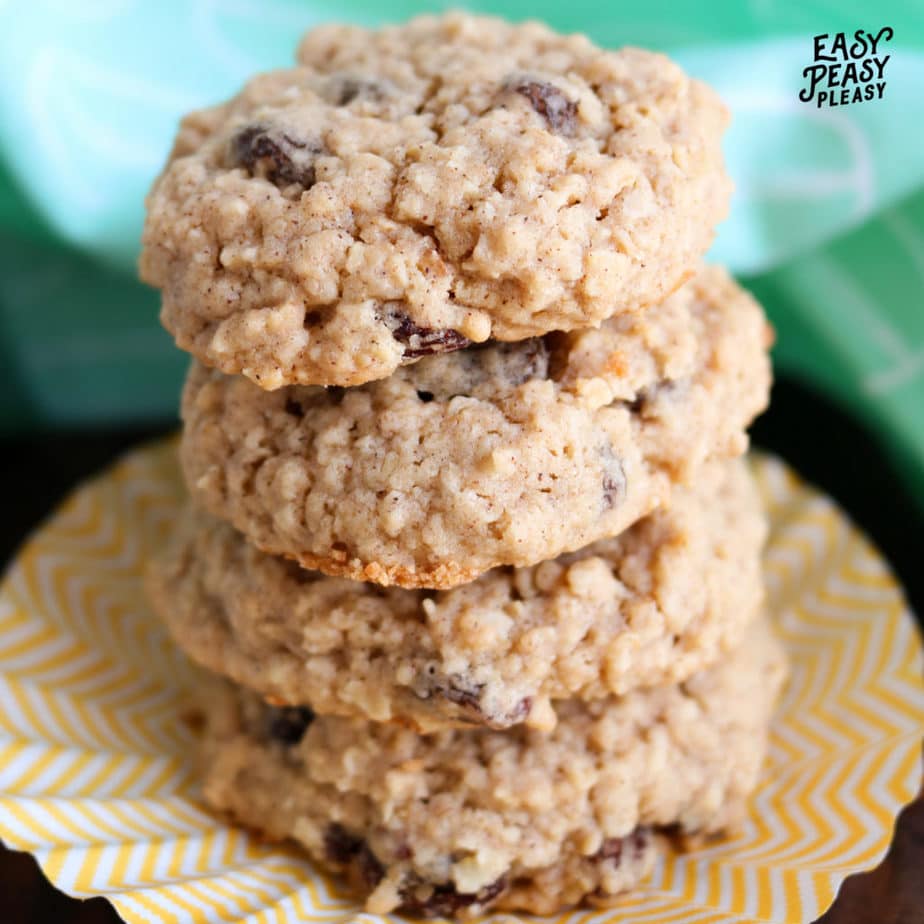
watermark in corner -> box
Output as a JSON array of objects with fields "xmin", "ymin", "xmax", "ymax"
[{"xmin": 799, "ymin": 28, "xmax": 893, "ymax": 109}]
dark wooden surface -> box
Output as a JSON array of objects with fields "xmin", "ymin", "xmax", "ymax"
[{"xmin": 0, "ymin": 377, "xmax": 922, "ymax": 923}]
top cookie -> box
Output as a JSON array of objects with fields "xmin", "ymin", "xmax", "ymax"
[{"xmin": 140, "ymin": 12, "xmax": 731, "ymax": 388}]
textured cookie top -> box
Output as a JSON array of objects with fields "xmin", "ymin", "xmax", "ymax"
[
  {"xmin": 197, "ymin": 618, "xmax": 786, "ymax": 915},
  {"xmin": 149, "ymin": 460, "xmax": 765, "ymax": 731},
  {"xmin": 140, "ymin": 12, "xmax": 731, "ymax": 388},
  {"xmin": 180, "ymin": 266, "xmax": 772, "ymax": 588}
]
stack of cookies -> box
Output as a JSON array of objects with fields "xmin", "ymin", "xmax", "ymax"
[{"xmin": 142, "ymin": 13, "xmax": 786, "ymax": 918}]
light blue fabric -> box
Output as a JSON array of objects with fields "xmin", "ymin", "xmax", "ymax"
[{"xmin": 1, "ymin": 5, "xmax": 918, "ymax": 273}]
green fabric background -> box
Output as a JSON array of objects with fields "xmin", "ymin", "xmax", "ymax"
[{"xmin": 1, "ymin": 1, "xmax": 922, "ymax": 500}]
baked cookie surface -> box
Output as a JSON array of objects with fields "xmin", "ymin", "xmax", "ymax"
[
  {"xmin": 179, "ymin": 266, "xmax": 771, "ymax": 588},
  {"xmin": 149, "ymin": 459, "xmax": 765, "ymax": 731},
  {"xmin": 140, "ymin": 12, "xmax": 731, "ymax": 388},
  {"xmin": 195, "ymin": 618, "xmax": 786, "ymax": 917}
]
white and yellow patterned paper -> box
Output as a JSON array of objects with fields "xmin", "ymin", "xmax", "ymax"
[{"xmin": 0, "ymin": 442, "xmax": 922, "ymax": 924}]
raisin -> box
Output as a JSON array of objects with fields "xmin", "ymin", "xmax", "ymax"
[
  {"xmin": 323, "ymin": 825, "xmax": 384, "ymax": 889},
  {"xmin": 590, "ymin": 830, "xmax": 652, "ymax": 899},
  {"xmin": 357, "ymin": 844, "xmax": 385, "ymax": 888},
  {"xmin": 303, "ymin": 311, "xmax": 323, "ymax": 328},
  {"xmin": 324, "ymin": 824, "xmax": 363, "ymax": 865},
  {"xmin": 630, "ymin": 826, "xmax": 652, "ymax": 856},
  {"xmin": 330, "ymin": 76, "xmax": 381, "ymax": 106},
  {"xmin": 393, "ymin": 842, "xmax": 412, "ymax": 861},
  {"xmin": 265, "ymin": 705, "xmax": 314, "ymax": 744},
  {"xmin": 596, "ymin": 837, "xmax": 624, "ymax": 863},
  {"xmin": 630, "ymin": 381, "xmax": 679, "ymax": 414},
  {"xmin": 230, "ymin": 125, "xmax": 321, "ymax": 188},
  {"xmin": 595, "ymin": 827, "xmax": 651, "ymax": 864},
  {"xmin": 418, "ymin": 672, "xmax": 532, "ymax": 726},
  {"xmin": 387, "ymin": 310, "xmax": 470, "ymax": 359},
  {"xmin": 509, "ymin": 79, "xmax": 578, "ymax": 135},
  {"xmin": 400, "ymin": 875, "xmax": 507, "ymax": 917},
  {"xmin": 440, "ymin": 679, "xmax": 483, "ymax": 711},
  {"xmin": 414, "ymin": 671, "xmax": 483, "ymax": 714},
  {"xmin": 600, "ymin": 444, "xmax": 626, "ymax": 510},
  {"xmin": 505, "ymin": 696, "xmax": 533, "ymax": 724},
  {"xmin": 628, "ymin": 385, "xmax": 657, "ymax": 414},
  {"xmin": 417, "ymin": 390, "xmax": 435, "ymax": 403}
]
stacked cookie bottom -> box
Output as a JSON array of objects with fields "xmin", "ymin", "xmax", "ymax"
[
  {"xmin": 195, "ymin": 617, "xmax": 785, "ymax": 917},
  {"xmin": 148, "ymin": 266, "xmax": 785, "ymax": 917}
]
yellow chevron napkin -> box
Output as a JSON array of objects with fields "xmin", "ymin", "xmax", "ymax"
[{"xmin": 0, "ymin": 442, "xmax": 921, "ymax": 924}]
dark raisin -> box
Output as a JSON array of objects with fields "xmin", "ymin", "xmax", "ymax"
[
  {"xmin": 630, "ymin": 381, "xmax": 679, "ymax": 413},
  {"xmin": 414, "ymin": 671, "xmax": 483, "ymax": 713},
  {"xmin": 324, "ymin": 824, "xmax": 363, "ymax": 865},
  {"xmin": 628, "ymin": 385, "xmax": 658, "ymax": 414},
  {"xmin": 589, "ymin": 830, "xmax": 652, "ymax": 899},
  {"xmin": 265, "ymin": 705, "xmax": 314, "ymax": 744},
  {"xmin": 284, "ymin": 398, "xmax": 303, "ymax": 417},
  {"xmin": 324, "ymin": 824, "xmax": 384, "ymax": 889},
  {"xmin": 600, "ymin": 444, "xmax": 626, "ymax": 510},
  {"xmin": 303, "ymin": 311, "xmax": 323, "ymax": 328},
  {"xmin": 387, "ymin": 310, "xmax": 471, "ymax": 359},
  {"xmin": 324, "ymin": 823, "xmax": 363, "ymax": 866},
  {"xmin": 596, "ymin": 837, "xmax": 624, "ymax": 863},
  {"xmin": 441, "ymin": 680, "xmax": 483, "ymax": 711},
  {"xmin": 330, "ymin": 76, "xmax": 381, "ymax": 106},
  {"xmin": 509, "ymin": 79, "xmax": 578, "ymax": 135},
  {"xmin": 506, "ymin": 696, "xmax": 532, "ymax": 724},
  {"xmin": 393, "ymin": 842, "xmax": 412, "ymax": 861},
  {"xmin": 431, "ymin": 674, "xmax": 484, "ymax": 712},
  {"xmin": 229, "ymin": 125, "xmax": 321, "ymax": 188},
  {"xmin": 417, "ymin": 390, "xmax": 435, "ymax": 403},
  {"xmin": 356, "ymin": 843, "xmax": 385, "ymax": 888},
  {"xmin": 400, "ymin": 876, "xmax": 507, "ymax": 917},
  {"xmin": 631, "ymin": 826, "xmax": 652, "ymax": 856},
  {"xmin": 417, "ymin": 672, "xmax": 532, "ymax": 727},
  {"xmin": 594, "ymin": 827, "xmax": 651, "ymax": 866}
]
